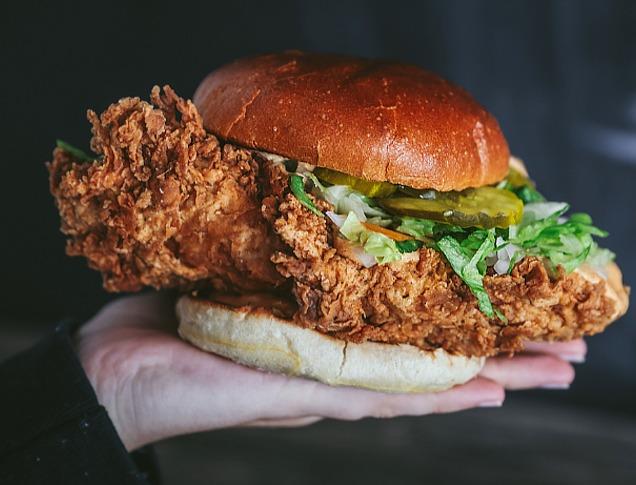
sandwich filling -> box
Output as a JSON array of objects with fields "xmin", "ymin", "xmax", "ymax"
[
  {"xmin": 277, "ymin": 155, "xmax": 614, "ymax": 320},
  {"xmin": 48, "ymin": 86, "xmax": 623, "ymax": 357}
]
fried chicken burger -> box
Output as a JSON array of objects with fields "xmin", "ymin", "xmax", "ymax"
[{"xmin": 49, "ymin": 51, "xmax": 629, "ymax": 393}]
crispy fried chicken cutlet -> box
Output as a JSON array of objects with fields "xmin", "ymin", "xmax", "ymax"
[
  {"xmin": 49, "ymin": 86, "xmax": 284, "ymax": 294},
  {"xmin": 48, "ymin": 52, "xmax": 629, "ymax": 392}
]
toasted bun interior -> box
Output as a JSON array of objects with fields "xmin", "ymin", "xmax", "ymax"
[
  {"xmin": 176, "ymin": 296, "xmax": 485, "ymax": 393},
  {"xmin": 194, "ymin": 51, "xmax": 509, "ymax": 191}
]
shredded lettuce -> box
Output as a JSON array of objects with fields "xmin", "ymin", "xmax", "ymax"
[
  {"xmin": 366, "ymin": 216, "xmax": 392, "ymax": 227},
  {"xmin": 520, "ymin": 202, "xmax": 569, "ymax": 225},
  {"xmin": 339, "ymin": 212, "xmax": 402, "ymax": 264},
  {"xmin": 289, "ymin": 174, "xmax": 323, "ymax": 217},
  {"xmin": 396, "ymin": 239, "xmax": 424, "ymax": 253},
  {"xmin": 290, "ymin": 175, "xmax": 402, "ymax": 264},
  {"xmin": 509, "ymin": 204, "xmax": 609, "ymax": 274},
  {"xmin": 323, "ymin": 185, "xmax": 389, "ymax": 221},
  {"xmin": 363, "ymin": 232, "xmax": 403, "ymax": 264},
  {"xmin": 395, "ymin": 217, "xmax": 464, "ymax": 240},
  {"xmin": 323, "ymin": 185, "xmax": 350, "ymax": 207},
  {"xmin": 514, "ymin": 185, "xmax": 545, "ymax": 204},
  {"xmin": 341, "ymin": 193, "xmax": 372, "ymax": 221},
  {"xmin": 437, "ymin": 229, "xmax": 499, "ymax": 318},
  {"xmin": 339, "ymin": 211, "xmax": 366, "ymax": 238}
]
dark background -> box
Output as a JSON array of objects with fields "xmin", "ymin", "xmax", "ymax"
[{"xmin": 1, "ymin": 1, "xmax": 635, "ymax": 482}]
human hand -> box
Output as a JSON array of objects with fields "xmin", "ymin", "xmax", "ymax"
[{"xmin": 75, "ymin": 293, "xmax": 583, "ymax": 451}]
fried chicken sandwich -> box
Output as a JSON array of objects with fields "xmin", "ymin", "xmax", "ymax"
[{"xmin": 49, "ymin": 51, "xmax": 629, "ymax": 392}]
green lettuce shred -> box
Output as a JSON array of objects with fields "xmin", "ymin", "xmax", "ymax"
[
  {"xmin": 340, "ymin": 212, "xmax": 402, "ymax": 264},
  {"xmin": 510, "ymin": 203, "xmax": 609, "ymax": 274},
  {"xmin": 436, "ymin": 229, "xmax": 498, "ymax": 318},
  {"xmin": 289, "ymin": 174, "xmax": 323, "ymax": 217},
  {"xmin": 395, "ymin": 217, "xmax": 464, "ymax": 240},
  {"xmin": 395, "ymin": 239, "xmax": 423, "ymax": 253},
  {"xmin": 56, "ymin": 139, "xmax": 94, "ymax": 162},
  {"xmin": 514, "ymin": 185, "xmax": 545, "ymax": 204}
]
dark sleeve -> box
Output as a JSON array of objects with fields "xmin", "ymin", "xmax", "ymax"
[{"xmin": 0, "ymin": 321, "xmax": 159, "ymax": 485}]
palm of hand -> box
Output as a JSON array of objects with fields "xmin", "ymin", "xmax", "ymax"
[{"xmin": 76, "ymin": 293, "xmax": 582, "ymax": 450}]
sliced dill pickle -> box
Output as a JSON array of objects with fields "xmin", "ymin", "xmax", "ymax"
[
  {"xmin": 313, "ymin": 168, "xmax": 397, "ymax": 198},
  {"xmin": 379, "ymin": 187, "xmax": 523, "ymax": 228}
]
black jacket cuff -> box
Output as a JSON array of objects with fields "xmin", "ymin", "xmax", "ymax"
[{"xmin": 0, "ymin": 321, "xmax": 154, "ymax": 484}]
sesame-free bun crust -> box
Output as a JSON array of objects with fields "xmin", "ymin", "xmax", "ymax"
[
  {"xmin": 194, "ymin": 51, "xmax": 510, "ymax": 191},
  {"xmin": 176, "ymin": 295, "xmax": 485, "ymax": 393}
]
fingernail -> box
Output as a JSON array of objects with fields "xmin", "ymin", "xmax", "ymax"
[
  {"xmin": 479, "ymin": 400, "xmax": 503, "ymax": 408},
  {"xmin": 540, "ymin": 383, "xmax": 570, "ymax": 390},
  {"xmin": 559, "ymin": 354, "xmax": 585, "ymax": 363}
]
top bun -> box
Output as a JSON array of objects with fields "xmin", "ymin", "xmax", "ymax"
[{"xmin": 194, "ymin": 51, "xmax": 510, "ymax": 191}]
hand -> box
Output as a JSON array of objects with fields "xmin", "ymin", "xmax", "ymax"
[{"xmin": 75, "ymin": 293, "xmax": 584, "ymax": 451}]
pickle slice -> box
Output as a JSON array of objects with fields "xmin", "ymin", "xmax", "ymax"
[
  {"xmin": 379, "ymin": 187, "xmax": 523, "ymax": 228},
  {"xmin": 314, "ymin": 168, "xmax": 397, "ymax": 198}
]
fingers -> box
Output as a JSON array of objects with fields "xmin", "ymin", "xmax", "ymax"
[
  {"xmin": 279, "ymin": 376, "xmax": 505, "ymax": 421},
  {"xmin": 478, "ymin": 339, "xmax": 584, "ymax": 391},
  {"xmin": 523, "ymin": 339, "xmax": 587, "ymax": 363},
  {"xmin": 241, "ymin": 416, "xmax": 323, "ymax": 428},
  {"xmin": 479, "ymin": 354, "xmax": 575, "ymax": 390}
]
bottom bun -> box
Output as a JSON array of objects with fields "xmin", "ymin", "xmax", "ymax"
[{"xmin": 176, "ymin": 296, "xmax": 484, "ymax": 393}]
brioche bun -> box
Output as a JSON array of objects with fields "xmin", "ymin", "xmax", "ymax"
[
  {"xmin": 194, "ymin": 51, "xmax": 509, "ymax": 191},
  {"xmin": 176, "ymin": 295, "xmax": 485, "ymax": 393}
]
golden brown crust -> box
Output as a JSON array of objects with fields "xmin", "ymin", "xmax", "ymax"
[
  {"xmin": 48, "ymin": 86, "xmax": 284, "ymax": 293},
  {"xmin": 193, "ymin": 51, "xmax": 510, "ymax": 191}
]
